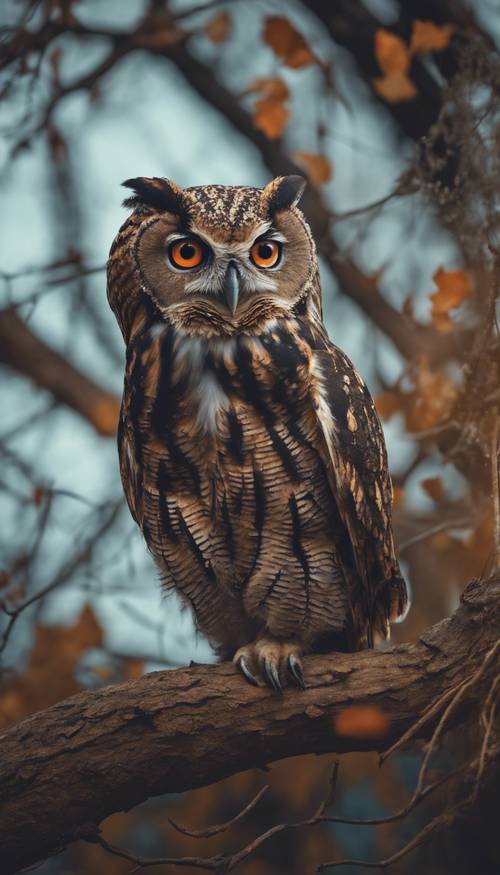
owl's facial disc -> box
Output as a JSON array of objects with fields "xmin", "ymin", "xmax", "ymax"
[
  {"xmin": 130, "ymin": 176, "xmax": 313, "ymax": 335},
  {"xmin": 162, "ymin": 226, "xmax": 285, "ymax": 314}
]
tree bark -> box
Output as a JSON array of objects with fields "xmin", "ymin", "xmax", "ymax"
[{"xmin": 0, "ymin": 576, "xmax": 498, "ymax": 874}]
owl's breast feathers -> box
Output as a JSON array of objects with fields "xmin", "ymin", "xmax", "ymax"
[{"xmin": 119, "ymin": 308, "xmax": 408, "ymax": 648}]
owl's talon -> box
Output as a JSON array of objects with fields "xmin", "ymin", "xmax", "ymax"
[
  {"xmin": 237, "ymin": 655, "xmax": 259, "ymax": 687},
  {"xmin": 234, "ymin": 639, "xmax": 303, "ymax": 692},
  {"xmin": 263, "ymin": 658, "xmax": 283, "ymax": 694},
  {"xmin": 288, "ymin": 653, "xmax": 306, "ymax": 690}
]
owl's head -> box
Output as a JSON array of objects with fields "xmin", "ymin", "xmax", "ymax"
[{"xmin": 108, "ymin": 176, "xmax": 319, "ymax": 340}]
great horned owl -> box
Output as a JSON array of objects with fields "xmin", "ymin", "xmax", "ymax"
[{"xmin": 107, "ymin": 175, "xmax": 408, "ymax": 691}]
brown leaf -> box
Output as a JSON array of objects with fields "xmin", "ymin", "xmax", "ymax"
[
  {"xmin": 406, "ymin": 356, "xmax": 458, "ymax": 431},
  {"xmin": 410, "ymin": 20, "xmax": 455, "ymax": 55},
  {"xmin": 335, "ymin": 705, "xmax": 390, "ymax": 739},
  {"xmin": 373, "ymin": 71, "xmax": 417, "ymax": 103},
  {"xmin": 249, "ymin": 78, "xmax": 290, "ymax": 139},
  {"xmin": 421, "ymin": 476, "xmax": 444, "ymax": 502},
  {"xmin": 123, "ymin": 658, "xmax": 144, "ymax": 680},
  {"xmin": 373, "ymin": 29, "xmax": 416, "ymax": 103},
  {"xmin": 293, "ymin": 152, "xmax": 332, "ymax": 185},
  {"xmin": 375, "ymin": 391, "xmax": 403, "ymax": 421},
  {"xmin": 205, "ymin": 11, "xmax": 231, "ymax": 44},
  {"xmin": 374, "ymin": 29, "xmax": 410, "ymax": 74},
  {"xmin": 430, "ymin": 268, "xmax": 473, "ymax": 333},
  {"xmin": 263, "ymin": 16, "xmax": 315, "ymax": 69},
  {"xmin": 0, "ymin": 604, "xmax": 102, "ymax": 729}
]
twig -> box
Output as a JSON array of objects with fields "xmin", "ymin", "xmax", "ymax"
[
  {"xmin": 317, "ymin": 799, "xmax": 468, "ymax": 871},
  {"xmin": 398, "ymin": 517, "xmax": 472, "ymax": 554},
  {"xmin": 169, "ymin": 785, "xmax": 269, "ymax": 838}
]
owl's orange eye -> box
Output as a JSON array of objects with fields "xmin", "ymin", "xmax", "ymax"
[
  {"xmin": 250, "ymin": 239, "xmax": 282, "ymax": 269},
  {"xmin": 168, "ymin": 238, "xmax": 205, "ymax": 270}
]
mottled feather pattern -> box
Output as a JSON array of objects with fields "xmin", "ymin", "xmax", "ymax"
[{"xmin": 108, "ymin": 176, "xmax": 408, "ymax": 681}]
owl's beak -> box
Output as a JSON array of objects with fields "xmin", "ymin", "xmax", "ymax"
[{"xmin": 222, "ymin": 261, "xmax": 241, "ymax": 314}]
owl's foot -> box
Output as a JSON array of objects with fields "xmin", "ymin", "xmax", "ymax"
[{"xmin": 233, "ymin": 638, "xmax": 305, "ymax": 692}]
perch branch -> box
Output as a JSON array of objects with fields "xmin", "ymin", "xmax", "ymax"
[{"xmin": 0, "ymin": 575, "xmax": 498, "ymax": 874}]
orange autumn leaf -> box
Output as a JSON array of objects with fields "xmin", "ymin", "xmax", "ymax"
[
  {"xmin": 249, "ymin": 78, "xmax": 290, "ymax": 139},
  {"xmin": 430, "ymin": 268, "xmax": 473, "ymax": 333},
  {"xmin": 421, "ymin": 476, "xmax": 444, "ymax": 502},
  {"xmin": 335, "ymin": 705, "xmax": 390, "ymax": 739},
  {"xmin": 410, "ymin": 20, "xmax": 455, "ymax": 55},
  {"xmin": 375, "ymin": 390, "xmax": 403, "ymax": 421},
  {"xmin": 373, "ymin": 29, "xmax": 417, "ymax": 103},
  {"xmin": 0, "ymin": 604, "xmax": 102, "ymax": 729},
  {"xmin": 293, "ymin": 152, "xmax": 332, "ymax": 185},
  {"xmin": 205, "ymin": 11, "xmax": 231, "ymax": 44},
  {"xmin": 406, "ymin": 356, "xmax": 458, "ymax": 431},
  {"xmin": 123, "ymin": 658, "xmax": 145, "ymax": 680},
  {"xmin": 373, "ymin": 71, "xmax": 417, "ymax": 103},
  {"xmin": 374, "ymin": 29, "xmax": 410, "ymax": 74},
  {"xmin": 263, "ymin": 16, "xmax": 315, "ymax": 69}
]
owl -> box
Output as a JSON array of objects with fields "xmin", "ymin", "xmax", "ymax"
[{"xmin": 107, "ymin": 175, "xmax": 408, "ymax": 692}]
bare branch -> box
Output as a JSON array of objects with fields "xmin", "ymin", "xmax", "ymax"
[{"xmin": 0, "ymin": 309, "xmax": 120, "ymax": 436}]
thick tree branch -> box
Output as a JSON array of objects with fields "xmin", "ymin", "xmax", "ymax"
[
  {"xmin": 0, "ymin": 575, "xmax": 498, "ymax": 874},
  {"xmin": 0, "ymin": 309, "xmax": 120, "ymax": 436}
]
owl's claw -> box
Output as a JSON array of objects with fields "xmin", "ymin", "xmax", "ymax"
[
  {"xmin": 288, "ymin": 653, "xmax": 306, "ymax": 690},
  {"xmin": 233, "ymin": 639, "xmax": 304, "ymax": 692},
  {"xmin": 263, "ymin": 657, "xmax": 283, "ymax": 694},
  {"xmin": 237, "ymin": 655, "xmax": 259, "ymax": 687}
]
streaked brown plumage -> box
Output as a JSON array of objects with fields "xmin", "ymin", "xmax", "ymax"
[{"xmin": 107, "ymin": 175, "xmax": 408, "ymax": 690}]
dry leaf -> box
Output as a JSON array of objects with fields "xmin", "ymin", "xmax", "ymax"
[
  {"xmin": 410, "ymin": 20, "xmax": 455, "ymax": 55},
  {"xmin": 335, "ymin": 705, "xmax": 390, "ymax": 739},
  {"xmin": 293, "ymin": 152, "xmax": 332, "ymax": 185},
  {"xmin": 421, "ymin": 476, "xmax": 444, "ymax": 502},
  {"xmin": 123, "ymin": 658, "xmax": 145, "ymax": 680},
  {"xmin": 375, "ymin": 391, "xmax": 403, "ymax": 421},
  {"xmin": 249, "ymin": 78, "xmax": 290, "ymax": 139},
  {"xmin": 406, "ymin": 356, "xmax": 458, "ymax": 431},
  {"xmin": 205, "ymin": 11, "xmax": 231, "ymax": 44},
  {"xmin": 0, "ymin": 604, "xmax": 102, "ymax": 728},
  {"xmin": 263, "ymin": 16, "xmax": 315, "ymax": 69},
  {"xmin": 373, "ymin": 71, "xmax": 417, "ymax": 103},
  {"xmin": 430, "ymin": 268, "xmax": 473, "ymax": 332},
  {"xmin": 373, "ymin": 29, "xmax": 416, "ymax": 103},
  {"xmin": 374, "ymin": 29, "xmax": 410, "ymax": 74}
]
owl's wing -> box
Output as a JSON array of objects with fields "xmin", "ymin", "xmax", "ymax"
[{"xmin": 312, "ymin": 343, "xmax": 409, "ymax": 645}]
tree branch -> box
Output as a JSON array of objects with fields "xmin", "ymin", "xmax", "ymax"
[
  {"xmin": 0, "ymin": 309, "xmax": 120, "ymax": 436},
  {"xmin": 0, "ymin": 575, "xmax": 498, "ymax": 874}
]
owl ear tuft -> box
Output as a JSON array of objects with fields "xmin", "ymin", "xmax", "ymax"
[
  {"xmin": 122, "ymin": 177, "xmax": 185, "ymax": 215},
  {"xmin": 264, "ymin": 175, "xmax": 306, "ymax": 215}
]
